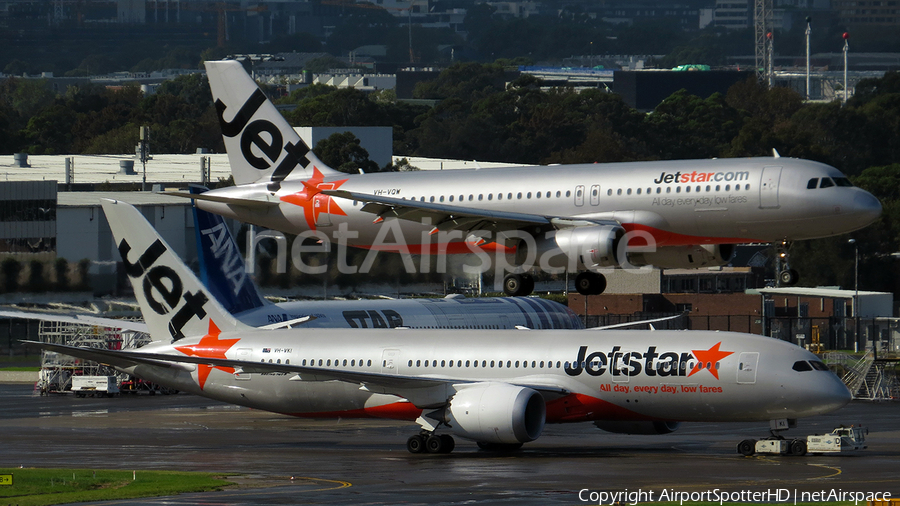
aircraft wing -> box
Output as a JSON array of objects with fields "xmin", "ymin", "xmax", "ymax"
[
  {"xmin": 324, "ymin": 190, "xmax": 620, "ymax": 235},
  {"xmin": 24, "ymin": 341, "xmax": 570, "ymax": 407},
  {"xmin": 0, "ymin": 310, "xmax": 148, "ymax": 333}
]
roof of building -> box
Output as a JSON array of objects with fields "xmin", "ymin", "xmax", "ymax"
[
  {"xmin": 0, "ymin": 153, "xmax": 231, "ymax": 185},
  {"xmin": 58, "ymin": 191, "xmax": 192, "ymax": 207}
]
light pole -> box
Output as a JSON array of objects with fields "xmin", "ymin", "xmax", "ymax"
[
  {"xmin": 805, "ymin": 17, "xmax": 811, "ymax": 100},
  {"xmin": 848, "ymin": 238, "xmax": 859, "ymax": 352},
  {"xmin": 842, "ymin": 32, "xmax": 850, "ymax": 104}
]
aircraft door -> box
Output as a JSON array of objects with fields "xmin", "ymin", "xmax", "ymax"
[
  {"xmin": 381, "ymin": 349, "xmax": 401, "ymax": 374},
  {"xmin": 736, "ymin": 352, "xmax": 759, "ymax": 384},
  {"xmin": 590, "ymin": 185, "xmax": 601, "ymax": 206},
  {"xmin": 314, "ymin": 183, "xmax": 337, "ymax": 227},
  {"xmin": 574, "ymin": 185, "xmax": 585, "ymax": 207},
  {"xmin": 759, "ymin": 166, "xmax": 782, "ymax": 209}
]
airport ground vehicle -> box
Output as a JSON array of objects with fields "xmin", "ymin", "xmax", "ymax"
[
  {"xmin": 71, "ymin": 376, "xmax": 119, "ymax": 397},
  {"xmin": 737, "ymin": 426, "xmax": 867, "ymax": 456}
]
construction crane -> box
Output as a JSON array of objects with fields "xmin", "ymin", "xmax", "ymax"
[{"xmin": 753, "ymin": 0, "xmax": 773, "ymax": 86}]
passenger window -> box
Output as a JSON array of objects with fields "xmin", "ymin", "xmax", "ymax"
[
  {"xmin": 546, "ymin": 191, "xmax": 551, "ymax": 198},
  {"xmin": 666, "ymin": 187, "xmax": 671, "ymax": 194},
  {"xmin": 617, "ymin": 189, "xmax": 622, "ymax": 195},
  {"xmin": 478, "ymin": 194, "xmax": 483, "ymax": 201},
  {"xmin": 685, "ymin": 186, "xmax": 691, "ymax": 193},
  {"xmin": 517, "ymin": 192, "xmax": 522, "ymax": 199},
  {"xmin": 627, "ymin": 188, "xmax": 632, "ymax": 195},
  {"xmin": 449, "ymin": 195, "xmax": 454, "ymax": 202},
  {"xmin": 488, "ymin": 194, "xmax": 493, "ymax": 200},
  {"xmin": 820, "ymin": 178, "xmax": 835, "ymax": 188},
  {"xmin": 636, "ymin": 188, "xmax": 641, "ymax": 195},
  {"xmin": 566, "ymin": 190, "xmax": 571, "ymax": 197},
  {"xmin": 607, "ymin": 189, "xmax": 613, "ymax": 196},
  {"xmin": 439, "ymin": 196, "xmax": 444, "ymax": 202},
  {"xmin": 536, "ymin": 192, "xmax": 541, "ymax": 199},
  {"xmin": 725, "ymin": 185, "xmax": 730, "ymax": 191},
  {"xmin": 469, "ymin": 194, "xmax": 474, "ymax": 201},
  {"xmin": 508, "ymin": 193, "xmax": 513, "ymax": 199},
  {"xmin": 676, "ymin": 187, "xmax": 681, "ymax": 193}
]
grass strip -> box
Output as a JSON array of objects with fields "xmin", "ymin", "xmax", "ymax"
[{"xmin": 0, "ymin": 468, "xmax": 235, "ymax": 506}]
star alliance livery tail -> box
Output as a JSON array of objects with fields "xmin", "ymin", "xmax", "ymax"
[
  {"xmin": 101, "ymin": 199, "xmax": 252, "ymax": 343},
  {"xmin": 204, "ymin": 59, "xmax": 341, "ymax": 188}
]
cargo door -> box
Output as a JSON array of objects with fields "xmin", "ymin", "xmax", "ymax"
[{"xmin": 235, "ymin": 348, "xmax": 253, "ymax": 380}]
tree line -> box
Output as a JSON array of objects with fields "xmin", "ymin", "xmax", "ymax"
[{"xmin": 2, "ymin": 64, "xmax": 899, "ymax": 294}]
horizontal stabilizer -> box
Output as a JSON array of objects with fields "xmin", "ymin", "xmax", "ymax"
[{"xmin": 165, "ymin": 191, "xmax": 279, "ymax": 208}]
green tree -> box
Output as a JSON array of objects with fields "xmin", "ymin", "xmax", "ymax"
[{"xmin": 313, "ymin": 131, "xmax": 380, "ymax": 174}]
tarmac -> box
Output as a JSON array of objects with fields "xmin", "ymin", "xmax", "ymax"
[{"xmin": 1, "ymin": 382, "xmax": 898, "ymax": 505}]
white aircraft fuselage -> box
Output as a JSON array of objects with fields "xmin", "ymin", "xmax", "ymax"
[{"xmin": 198, "ymin": 157, "xmax": 880, "ymax": 253}]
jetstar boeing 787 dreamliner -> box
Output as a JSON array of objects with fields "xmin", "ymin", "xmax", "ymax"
[
  {"xmin": 27, "ymin": 200, "xmax": 851, "ymax": 454},
  {"xmin": 179, "ymin": 60, "xmax": 881, "ymax": 296}
]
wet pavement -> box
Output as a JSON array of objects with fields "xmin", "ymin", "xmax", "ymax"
[{"xmin": 1, "ymin": 384, "xmax": 898, "ymax": 505}]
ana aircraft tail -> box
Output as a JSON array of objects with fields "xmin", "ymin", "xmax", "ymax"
[
  {"xmin": 204, "ymin": 60, "xmax": 341, "ymax": 188},
  {"xmin": 101, "ymin": 199, "xmax": 252, "ymax": 343},
  {"xmin": 190, "ymin": 185, "xmax": 268, "ymax": 315}
]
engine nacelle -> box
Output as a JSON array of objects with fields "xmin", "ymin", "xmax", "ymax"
[
  {"xmin": 514, "ymin": 225, "xmax": 624, "ymax": 271},
  {"xmin": 593, "ymin": 420, "xmax": 681, "ymax": 435},
  {"xmin": 627, "ymin": 244, "xmax": 734, "ymax": 269},
  {"xmin": 443, "ymin": 383, "xmax": 546, "ymax": 444}
]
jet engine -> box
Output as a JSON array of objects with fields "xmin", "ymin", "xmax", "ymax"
[
  {"xmin": 514, "ymin": 225, "xmax": 624, "ymax": 271},
  {"xmin": 442, "ymin": 383, "xmax": 546, "ymax": 444},
  {"xmin": 627, "ymin": 244, "xmax": 735, "ymax": 269},
  {"xmin": 593, "ymin": 420, "xmax": 681, "ymax": 435}
]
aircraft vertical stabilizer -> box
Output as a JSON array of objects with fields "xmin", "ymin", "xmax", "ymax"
[
  {"xmin": 101, "ymin": 199, "xmax": 251, "ymax": 343},
  {"xmin": 190, "ymin": 185, "xmax": 268, "ymax": 315},
  {"xmin": 204, "ymin": 60, "xmax": 341, "ymax": 187}
]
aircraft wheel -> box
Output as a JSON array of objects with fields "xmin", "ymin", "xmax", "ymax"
[
  {"xmin": 779, "ymin": 269, "xmax": 799, "ymax": 286},
  {"xmin": 407, "ymin": 435, "xmax": 426, "ymax": 454},
  {"xmin": 503, "ymin": 273, "xmax": 534, "ymax": 296},
  {"xmin": 737, "ymin": 439, "xmax": 756, "ymax": 456},
  {"xmin": 476, "ymin": 442, "xmax": 524, "ymax": 452},
  {"xmin": 575, "ymin": 272, "xmax": 607, "ymax": 295},
  {"xmin": 790, "ymin": 439, "xmax": 807, "ymax": 456},
  {"xmin": 425, "ymin": 434, "xmax": 445, "ymax": 454},
  {"xmin": 439, "ymin": 434, "xmax": 455, "ymax": 454}
]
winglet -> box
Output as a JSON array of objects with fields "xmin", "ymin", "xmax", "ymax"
[{"xmin": 204, "ymin": 60, "xmax": 341, "ymax": 188}]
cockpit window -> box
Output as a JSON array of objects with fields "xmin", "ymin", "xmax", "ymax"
[
  {"xmin": 807, "ymin": 178, "xmax": 819, "ymax": 189},
  {"xmin": 792, "ymin": 360, "xmax": 813, "ymax": 372},
  {"xmin": 810, "ymin": 361, "xmax": 830, "ymax": 371},
  {"xmin": 819, "ymin": 177, "xmax": 835, "ymax": 188},
  {"xmin": 834, "ymin": 177, "xmax": 853, "ymax": 187}
]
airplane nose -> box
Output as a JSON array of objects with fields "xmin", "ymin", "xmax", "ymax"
[
  {"xmin": 854, "ymin": 191, "xmax": 882, "ymax": 225},
  {"xmin": 817, "ymin": 377, "xmax": 853, "ymax": 414}
]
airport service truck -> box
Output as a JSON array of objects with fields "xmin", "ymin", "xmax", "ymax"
[
  {"xmin": 738, "ymin": 426, "xmax": 867, "ymax": 456},
  {"xmin": 71, "ymin": 376, "xmax": 119, "ymax": 397}
]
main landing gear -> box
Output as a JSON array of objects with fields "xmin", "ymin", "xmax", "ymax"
[
  {"xmin": 775, "ymin": 242, "xmax": 799, "ymax": 287},
  {"xmin": 407, "ymin": 432, "xmax": 455, "ymax": 454},
  {"xmin": 502, "ymin": 271, "xmax": 608, "ymax": 296}
]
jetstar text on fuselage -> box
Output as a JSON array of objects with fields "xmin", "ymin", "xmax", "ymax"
[
  {"xmin": 564, "ymin": 345, "xmax": 729, "ymax": 378},
  {"xmin": 653, "ymin": 170, "xmax": 751, "ymax": 185}
]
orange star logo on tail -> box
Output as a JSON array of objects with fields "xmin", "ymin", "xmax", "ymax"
[
  {"xmin": 279, "ymin": 167, "xmax": 349, "ymax": 230},
  {"xmin": 687, "ymin": 342, "xmax": 734, "ymax": 380},
  {"xmin": 174, "ymin": 321, "xmax": 241, "ymax": 389}
]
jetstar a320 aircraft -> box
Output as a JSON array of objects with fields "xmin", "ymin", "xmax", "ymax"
[
  {"xmin": 181, "ymin": 60, "xmax": 881, "ymax": 296},
  {"xmin": 28, "ymin": 199, "xmax": 851, "ymax": 454}
]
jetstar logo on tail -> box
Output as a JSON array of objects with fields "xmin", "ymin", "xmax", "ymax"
[
  {"xmin": 564, "ymin": 342, "xmax": 733, "ymax": 379},
  {"xmin": 215, "ymin": 88, "xmax": 311, "ymax": 189},
  {"xmin": 174, "ymin": 321, "xmax": 240, "ymax": 389},
  {"xmin": 279, "ymin": 167, "xmax": 349, "ymax": 230},
  {"xmin": 119, "ymin": 238, "xmax": 208, "ymax": 341}
]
